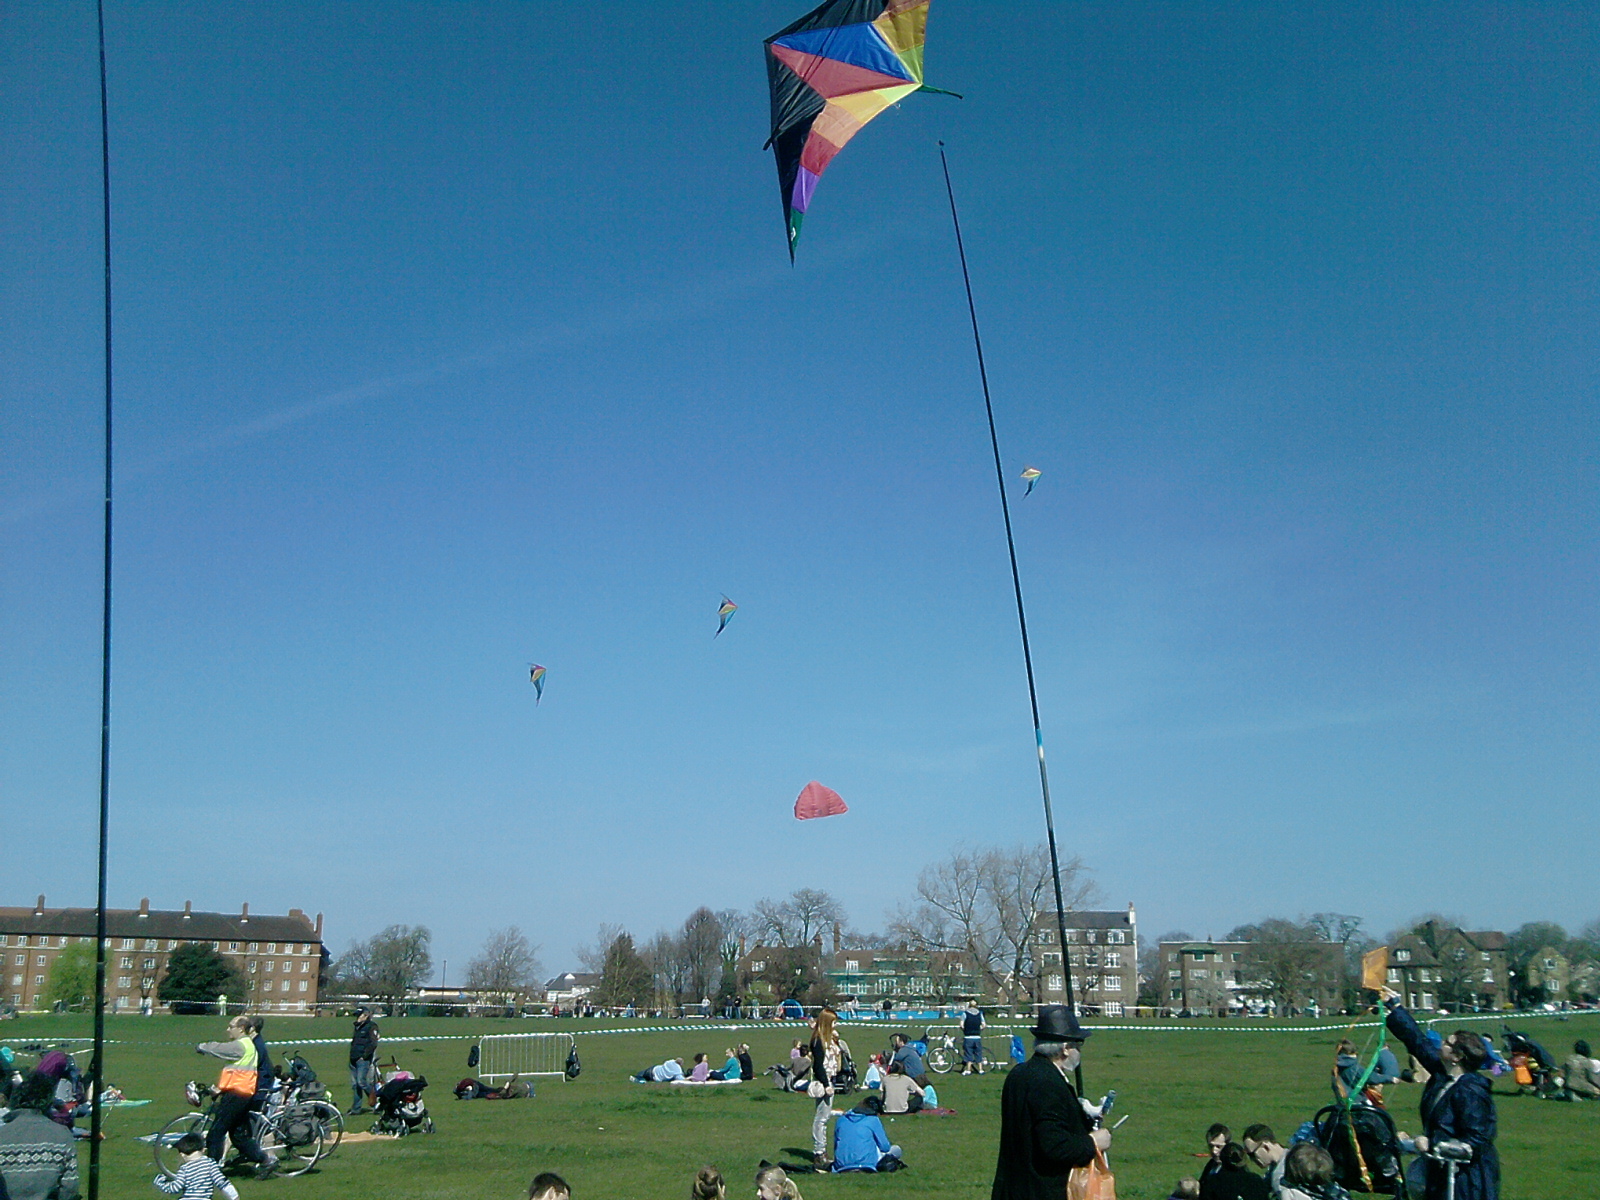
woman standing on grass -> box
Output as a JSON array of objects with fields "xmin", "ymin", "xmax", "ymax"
[
  {"xmin": 807, "ymin": 1008, "xmax": 847, "ymax": 1168},
  {"xmin": 1379, "ymin": 987, "xmax": 1498, "ymax": 1200}
]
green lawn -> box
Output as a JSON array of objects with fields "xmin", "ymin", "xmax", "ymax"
[{"xmin": 5, "ymin": 1012, "xmax": 1597, "ymax": 1199}]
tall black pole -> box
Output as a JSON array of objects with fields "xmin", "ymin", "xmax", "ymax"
[
  {"xmin": 89, "ymin": 0, "xmax": 115, "ymax": 1193},
  {"xmin": 937, "ymin": 144, "xmax": 1085, "ymax": 1094}
]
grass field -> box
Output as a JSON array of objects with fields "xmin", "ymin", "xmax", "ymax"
[{"xmin": 4, "ymin": 1012, "xmax": 1597, "ymax": 1199}]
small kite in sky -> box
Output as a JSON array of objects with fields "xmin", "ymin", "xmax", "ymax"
[
  {"xmin": 764, "ymin": 0, "xmax": 958, "ymax": 260},
  {"xmin": 716, "ymin": 596, "xmax": 738, "ymax": 637},
  {"xmin": 795, "ymin": 780, "xmax": 848, "ymax": 820},
  {"xmin": 528, "ymin": 664, "xmax": 546, "ymax": 704},
  {"xmin": 1020, "ymin": 466, "xmax": 1042, "ymax": 495}
]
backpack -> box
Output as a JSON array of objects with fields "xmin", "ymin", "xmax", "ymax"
[
  {"xmin": 565, "ymin": 1045, "xmax": 581, "ymax": 1079},
  {"xmin": 467, "ymin": 1044, "xmax": 480, "ymax": 1069}
]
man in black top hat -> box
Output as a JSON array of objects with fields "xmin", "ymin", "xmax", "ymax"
[{"xmin": 992, "ymin": 1005, "xmax": 1110, "ymax": 1200}]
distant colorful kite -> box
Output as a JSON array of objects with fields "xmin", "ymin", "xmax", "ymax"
[
  {"xmin": 716, "ymin": 596, "xmax": 738, "ymax": 637},
  {"xmin": 795, "ymin": 780, "xmax": 848, "ymax": 820},
  {"xmin": 764, "ymin": 0, "xmax": 957, "ymax": 260},
  {"xmin": 528, "ymin": 664, "xmax": 546, "ymax": 704},
  {"xmin": 1020, "ymin": 466, "xmax": 1042, "ymax": 495}
]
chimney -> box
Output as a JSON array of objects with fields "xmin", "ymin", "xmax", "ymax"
[
  {"xmin": 314, "ymin": 913, "xmax": 323, "ymax": 938},
  {"xmin": 289, "ymin": 908, "xmax": 303, "ymax": 922},
  {"xmin": 832, "ymin": 921, "xmax": 842, "ymax": 955},
  {"xmin": 240, "ymin": 902, "xmax": 249, "ymax": 924},
  {"xmin": 739, "ymin": 935, "xmax": 747, "ymax": 957},
  {"xmin": 183, "ymin": 901, "xmax": 193, "ymax": 919},
  {"xmin": 139, "ymin": 897, "xmax": 150, "ymax": 918},
  {"xmin": 34, "ymin": 895, "xmax": 45, "ymax": 916}
]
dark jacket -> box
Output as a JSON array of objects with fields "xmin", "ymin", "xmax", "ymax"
[
  {"xmin": 350, "ymin": 1018, "xmax": 380, "ymax": 1065},
  {"xmin": 252, "ymin": 1033, "xmax": 274, "ymax": 1098},
  {"xmin": 737, "ymin": 1051, "xmax": 754, "ymax": 1081},
  {"xmin": 1199, "ymin": 1167, "xmax": 1271, "ymax": 1200},
  {"xmin": 991, "ymin": 1053, "xmax": 1098, "ymax": 1200},
  {"xmin": 1385, "ymin": 1003, "xmax": 1499, "ymax": 1200}
]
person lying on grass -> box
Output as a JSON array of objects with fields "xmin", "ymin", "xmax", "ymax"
[
  {"xmin": 528, "ymin": 1171, "xmax": 569, "ymax": 1200},
  {"xmin": 632, "ymin": 1058, "xmax": 685, "ymax": 1083}
]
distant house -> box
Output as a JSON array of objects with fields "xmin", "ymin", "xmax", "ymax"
[
  {"xmin": 0, "ymin": 894, "xmax": 327, "ymax": 1014},
  {"xmin": 1159, "ymin": 937, "xmax": 1342, "ymax": 1016},
  {"xmin": 543, "ymin": 972, "xmax": 599, "ymax": 1006},
  {"xmin": 1388, "ymin": 923, "xmax": 1510, "ymax": 1011},
  {"xmin": 1524, "ymin": 946, "xmax": 1571, "ymax": 1004},
  {"xmin": 1033, "ymin": 905, "xmax": 1139, "ymax": 1017}
]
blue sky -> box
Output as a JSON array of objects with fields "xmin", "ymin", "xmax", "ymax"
[{"xmin": 3, "ymin": 2, "xmax": 1595, "ymax": 977}]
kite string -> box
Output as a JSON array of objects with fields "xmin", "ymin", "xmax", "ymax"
[{"xmin": 937, "ymin": 143, "xmax": 1083, "ymax": 1093}]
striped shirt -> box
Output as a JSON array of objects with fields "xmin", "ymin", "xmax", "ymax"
[{"xmin": 153, "ymin": 1156, "xmax": 239, "ymax": 1200}]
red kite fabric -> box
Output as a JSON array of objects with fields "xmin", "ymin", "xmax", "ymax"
[{"xmin": 795, "ymin": 780, "xmax": 848, "ymax": 820}]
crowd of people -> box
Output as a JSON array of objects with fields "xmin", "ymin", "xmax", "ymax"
[{"xmin": 632, "ymin": 1046, "xmax": 753, "ymax": 1084}]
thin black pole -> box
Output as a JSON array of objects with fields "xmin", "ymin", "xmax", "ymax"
[
  {"xmin": 937, "ymin": 144, "xmax": 1085, "ymax": 1095},
  {"xmin": 89, "ymin": 0, "xmax": 114, "ymax": 1193}
]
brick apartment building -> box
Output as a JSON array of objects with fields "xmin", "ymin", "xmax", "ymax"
[
  {"xmin": 0, "ymin": 896, "xmax": 327, "ymax": 1014},
  {"xmin": 1158, "ymin": 937, "xmax": 1344, "ymax": 1016},
  {"xmin": 1032, "ymin": 905, "xmax": 1139, "ymax": 1016}
]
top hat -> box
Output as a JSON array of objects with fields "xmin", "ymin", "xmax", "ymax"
[{"xmin": 1030, "ymin": 1004, "xmax": 1090, "ymax": 1042}]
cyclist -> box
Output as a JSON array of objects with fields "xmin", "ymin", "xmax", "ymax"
[{"xmin": 196, "ymin": 1015, "xmax": 277, "ymax": 1178}]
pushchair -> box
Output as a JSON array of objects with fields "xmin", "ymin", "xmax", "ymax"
[
  {"xmin": 371, "ymin": 1074, "xmax": 434, "ymax": 1136},
  {"xmin": 1312, "ymin": 1102, "xmax": 1408, "ymax": 1195},
  {"xmin": 1502, "ymin": 1027, "xmax": 1559, "ymax": 1097}
]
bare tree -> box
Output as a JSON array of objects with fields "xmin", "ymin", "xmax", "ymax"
[
  {"xmin": 1235, "ymin": 918, "xmax": 1338, "ymax": 1013},
  {"xmin": 574, "ymin": 923, "xmax": 626, "ymax": 976},
  {"xmin": 680, "ymin": 908, "xmax": 724, "ymax": 1002},
  {"xmin": 890, "ymin": 843, "xmax": 1093, "ymax": 1005},
  {"xmin": 752, "ymin": 889, "xmax": 845, "ymax": 948},
  {"xmin": 465, "ymin": 927, "xmax": 542, "ymax": 1004},
  {"xmin": 337, "ymin": 925, "xmax": 432, "ymax": 1008},
  {"xmin": 645, "ymin": 930, "xmax": 690, "ymax": 1008}
]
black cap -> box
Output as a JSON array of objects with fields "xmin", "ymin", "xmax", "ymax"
[{"xmin": 1030, "ymin": 1004, "xmax": 1090, "ymax": 1042}]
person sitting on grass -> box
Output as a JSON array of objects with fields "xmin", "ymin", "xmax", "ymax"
[
  {"xmin": 154, "ymin": 1133, "xmax": 237, "ymax": 1200},
  {"xmin": 691, "ymin": 1166, "xmax": 726, "ymax": 1200},
  {"xmin": 1167, "ymin": 1180, "xmax": 1201, "ymax": 1200},
  {"xmin": 888, "ymin": 1034, "xmax": 928, "ymax": 1087},
  {"xmin": 1199, "ymin": 1142, "xmax": 1270, "ymax": 1200},
  {"xmin": 1562, "ymin": 1040, "xmax": 1600, "ymax": 1100},
  {"xmin": 879, "ymin": 1062, "xmax": 924, "ymax": 1115},
  {"xmin": 737, "ymin": 1044, "xmax": 754, "ymax": 1081},
  {"xmin": 528, "ymin": 1171, "xmax": 570, "ymax": 1200},
  {"xmin": 687, "ymin": 1054, "xmax": 712, "ymax": 1083},
  {"xmin": 632, "ymin": 1058, "xmax": 686, "ymax": 1083},
  {"xmin": 1279, "ymin": 1143, "xmax": 1349, "ymax": 1200},
  {"xmin": 0, "ymin": 1071, "xmax": 80, "ymax": 1200},
  {"xmin": 710, "ymin": 1049, "xmax": 742, "ymax": 1082},
  {"xmin": 1240, "ymin": 1126, "xmax": 1288, "ymax": 1196},
  {"xmin": 832, "ymin": 1094, "xmax": 903, "ymax": 1173},
  {"xmin": 755, "ymin": 1164, "xmax": 802, "ymax": 1200},
  {"xmin": 1200, "ymin": 1124, "xmax": 1231, "ymax": 1184}
]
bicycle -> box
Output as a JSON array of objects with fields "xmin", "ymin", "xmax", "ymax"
[
  {"xmin": 152, "ymin": 1083, "xmax": 324, "ymax": 1179},
  {"xmin": 925, "ymin": 1029, "xmax": 959, "ymax": 1075}
]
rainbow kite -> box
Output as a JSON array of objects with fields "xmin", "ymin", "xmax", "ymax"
[
  {"xmin": 528, "ymin": 664, "xmax": 546, "ymax": 703},
  {"xmin": 764, "ymin": 0, "xmax": 955, "ymax": 260},
  {"xmin": 1020, "ymin": 466, "xmax": 1042, "ymax": 495},
  {"xmin": 716, "ymin": 596, "xmax": 738, "ymax": 637}
]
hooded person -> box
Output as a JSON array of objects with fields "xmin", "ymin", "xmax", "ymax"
[{"xmin": 832, "ymin": 1094, "xmax": 902, "ymax": 1172}]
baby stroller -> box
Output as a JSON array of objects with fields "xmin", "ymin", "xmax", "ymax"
[
  {"xmin": 1502, "ymin": 1027, "xmax": 1559, "ymax": 1097},
  {"xmin": 1312, "ymin": 1101, "xmax": 1408, "ymax": 1196},
  {"xmin": 371, "ymin": 1074, "xmax": 434, "ymax": 1136}
]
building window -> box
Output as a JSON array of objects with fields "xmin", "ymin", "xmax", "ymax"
[
  {"xmin": 751, "ymin": 961, "xmax": 765, "ymax": 973},
  {"xmin": 248, "ymin": 961, "xmax": 257, "ymax": 973},
  {"xmin": 143, "ymin": 958, "xmax": 156, "ymax": 970},
  {"xmin": 1107, "ymin": 931, "xmax": 1125, "ymax": 944},
  {"xmin": 1193, "ymin": 969, "xmax": 1208, "ymax": 979},
  {"xmin": 120, "ymin": 938, "xmax": 133, "ymax": 949},
  {"xmin": 1482, "ymin": 969, "xmax": 1494, "ymax": 984},
  {"xmin": 1065, "ymin": 930, "xmax": 1079, "ymax": 943},
  {"xmin": 300, "ymin": 962, "xmax": 308, "ymax": 974},
  {"xmin": 1387, "ymin": 968, "xmax": 1400, "ymax": 983},
  {"xmin": 1104, "ymin": 976, "xmax": 1122, "ymax": 991},
  {"xmin": 168, "ymin": 940, "xmax": 178, "ymax": 950},
  {"xmin": 1105, "ymin": 951, "xmax": 1121, "ymax": 968},
  {"xmin": 1103, "ymin": 1001, "xmax": 1123, "ymax": 1016},
  {"xmin": 265, "ymin": 961, "xmax": 274, "ymax": 972},
  {"xmin": 1232, "ymin": 953, "xmax": 1241, "ymax": 961},
  {"xmin": 35, "ymin": 975, "xmax": 45, "ymax": 986},
  {"xmin": 0, "ymin": 936, "xmax": 6, "ymax": 946},
  {"xmin": 298, "ymin": 981, "xmax": 308, "ymax": 992},
  {"xmin": 1480, "ymin": 952, "xmax": 1490, "ymax": 962},
  {"xmin": 144, "ymin": 939, "xmax": 157, "ymax": 951},
  {"xmin": 845, "ymin": 960, "xmax": 859, "ymax": 972},
  {"xmin": 1085, "ymin": 931, "xmax": 1097, "ymax": 943},
  {"xmin": 1394, "ymin": 949, "xmax": 1411, "ymax": 962},
  {"xmin": 1037, "ymin": 929, "xmax": 1054, "ymax": 945},
  {"xmin": 120, "ymin": 957, "xmax": 132, "ymax": 969},
  {"xmin": 228, "ymin": 942, "xmax": 239, "ymax": 952},
  {"xmin": 13, "ymin": 955, "xmax": 22, "ymax": 965},
  {"xmin": 117, "ymin": 976, "xmax": 130, "ymax": 989},
  {"xmin": 1422, "ymin": 993, "xmax": 1434, "ymax": 1008},
  {"xmin": 248, "ymin": 943, "xmax": 258, "ymax": 953},
  {"xmin": 36, "ymin": 955, "xmax": 46, "ymax": 966},
  {"xmin": 1048, "ymin": 974, "xmax": 1064, "ymax": 992},
  {"xmin": 1169, "ymin": 969, "xmax": 1181, "ymax": 981},
  {"xmin": 248, "ymin": 980, "xmax": 256, "ymax": 991}
]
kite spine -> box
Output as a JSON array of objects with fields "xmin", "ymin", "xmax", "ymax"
[
  {"xmin": 938, "ymin": 143, "xmax": 1085, "ymax": 1094},
  {"xmin": 90, "ymin": 0, "xmax": 115, "ymax": 1193}
]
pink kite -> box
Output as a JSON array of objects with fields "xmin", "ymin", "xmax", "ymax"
[{"xmin": 795, "ymin": 781, "xmax": 848, "ymax": 820}]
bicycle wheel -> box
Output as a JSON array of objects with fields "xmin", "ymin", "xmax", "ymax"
[
  {"xmin": 152, "ymin": 1111, "xmax": 207, "ymax": 1178},
  {"xmin": 254, "ymin": 1107, "xmax": 324, "ymax": 1176},
  {"xmin": 303, "ymin": 1098, "xmax": 344, "ymax": 1156},
  {"xmin": 927, "ymin": 1044, "xmax": 954, "ymax": 1074}
]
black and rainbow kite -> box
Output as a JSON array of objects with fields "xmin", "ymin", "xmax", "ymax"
[{"xmin": 764, "ymin": 0, "xmax": 953, "ymax": 260}]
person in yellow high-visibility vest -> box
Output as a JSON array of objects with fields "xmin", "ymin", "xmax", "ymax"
[{"xmin": 197, "ymin": 1015, "xmax": 278, "ymax": 1177}]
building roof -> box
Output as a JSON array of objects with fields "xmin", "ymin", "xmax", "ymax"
[
  {"xmin": 1044, "ymin": 908, "xmax": 1135, "ymax": 930},
  {"xmin": 0, "ymin": 901, "xmax": 321, "ymax": 944},
  {"xmin": 544, "ymin": 972, "xmax": 600, "ymax": 989}
]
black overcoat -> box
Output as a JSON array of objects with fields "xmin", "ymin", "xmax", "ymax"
[{"xmin": 991, "ymin": 1053, "xmax": 1098, "ymax": 1200}]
